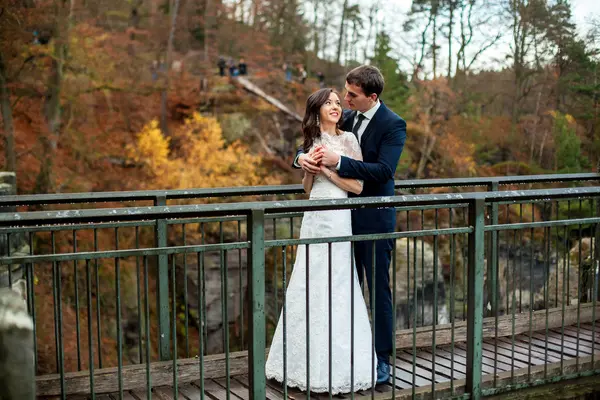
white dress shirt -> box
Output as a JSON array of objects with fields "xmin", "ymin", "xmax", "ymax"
[{"xmin": 335, "ymin": 100, "xmax": 380, "ymax": 170}]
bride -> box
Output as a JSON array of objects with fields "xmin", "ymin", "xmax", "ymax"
[{"xmin": 265, "ymin": 88, "xmax": 377, "ymax": 394}]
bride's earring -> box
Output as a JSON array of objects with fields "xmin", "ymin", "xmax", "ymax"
[{"xmin": 316, "ymin": 115, "xmax": 320, "ymax": 126}]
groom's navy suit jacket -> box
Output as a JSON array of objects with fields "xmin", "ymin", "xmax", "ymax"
[{"xmin": 337, "ymin": 102, "xmax": 406, "ymax": 234}]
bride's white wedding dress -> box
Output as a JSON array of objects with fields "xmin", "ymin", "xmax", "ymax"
[{"xmin": 265, "ymin": 131, "xmax": 377, "ymax": 395}]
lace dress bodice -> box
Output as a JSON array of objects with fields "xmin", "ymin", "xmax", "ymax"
[{"xmin": 309, "ymin": 131, "xmax": 363, "ymax": 200}]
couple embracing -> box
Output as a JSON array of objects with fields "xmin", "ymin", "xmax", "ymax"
[{"xmin": 265, "ymin": 65, "xmax": 407, "ymax": 394}]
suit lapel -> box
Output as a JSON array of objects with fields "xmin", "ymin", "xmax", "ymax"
[
  {"xmin": 342, "ymin": 110, "xmax": 357, "ymax": 134},
  {"xmin": 360, "ymin": 102, "xmax": 386, "ymax": 148}
]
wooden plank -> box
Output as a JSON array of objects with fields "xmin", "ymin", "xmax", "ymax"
[
  {"xmin": 546, "ymin": 329, "xmax": 595, "ymax": 349},
  {"xmin": 36, "ymin": 351, "xmax": 251, "ymax": 396},
  {"xmin": 109, "ymin": 391, "xmax": 138, "ymax": 400},
  {"xmin": 397, "ymin": 351, "xmax": 464, "ymax": 380},
  {"xmin": 452, "ymin": 343, "xmax": 512, "ymax": 372},
  {"xmin": 129, "ymin": 388, "xmax": 151, "ymax": 400},
  {"xmin": 530, "ymin": 332, "xmax": 592, "ymax": 355},
  {"xmin": 479, "ymin": 342, "xmax": 534, "ymax": 368},
  {"xmin": 485, "ymin": 340, "xmax": 545, "ymax": 365},
  {"xmin": 393, "ymin": 357, "xmax": 448, "ymax": 384},
  {"xmin": 153, "ymin": 386, "xmax": 189, "ymax": 400},
  {"xmin": 236, "ymin": 375, "xmax": 285, "ymax": 400},
  {"xmin": 579, "ymin": 323, "xmax": 600, "ymax": 334},
  {"xmin": 495, "ymin": 337, "xmax": 564, "ymax": 363},
  {"xmin": 557, "ymin": 326, "xmax": 600, "ymax": 343},
  {"xmin": 417, "ymin": 350, "xmax": 467, "ymax": 375},
  {"xmin": 215, "ymin": 377, "xmax": 249, "ymax": 400},
  {"xmin": 396, "ymin": 303, "xmax": 600, "ymax": 349},
  {"xmin": 194, "ymin": 379, "xmax": 240, "ymax": 400},
  {"xmin": 391, "ymin": 363, "xmax": 432, "ymax": 387},
  {"xmin": 516, "ymin": 335, "xmax": 581, "ymax": 357},
  {"xmin": 178, "ymin": 383, "xmax": 203, "ymax": 400}
]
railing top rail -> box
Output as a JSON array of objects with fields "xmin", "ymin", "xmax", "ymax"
[
  {"xmin": 0, "ymin": 173, "xmax": 598, "ymax": 207},
  {"xmin": 1, "ymin": 186, "xmax": 599, "ymax": 227}
]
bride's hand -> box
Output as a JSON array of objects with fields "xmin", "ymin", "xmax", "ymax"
[{"xmin": 309, "ymin": 145, "xmax": 324, "ymax": 164}]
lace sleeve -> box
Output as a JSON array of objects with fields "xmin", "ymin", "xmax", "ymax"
[{"xmin": 342, "ymin": 132, "xmax": 364, "ymax": 189}]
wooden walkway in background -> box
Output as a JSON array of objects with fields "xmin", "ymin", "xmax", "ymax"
[{"xmin": 39, "ymin": 305, "xmax": 600, "ymax": 400}]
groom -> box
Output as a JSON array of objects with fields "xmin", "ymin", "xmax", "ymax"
[{"xmin": 293, "ymin": 65, "xmax": 406, "ymax": 384}]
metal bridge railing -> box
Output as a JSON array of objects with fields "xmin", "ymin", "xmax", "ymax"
[{"xmin": 0, "ymin": 183, "xmax": 599, "ymax": 399}]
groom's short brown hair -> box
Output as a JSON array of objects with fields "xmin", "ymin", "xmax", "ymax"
[{"xmin": 346, "ymin": 65, "xmax": 385, "ymax": 98}]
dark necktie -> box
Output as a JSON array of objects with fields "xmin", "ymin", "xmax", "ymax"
[{"xmin": 352, "ymin": 114, "xmax": 366, "ymax": 143}]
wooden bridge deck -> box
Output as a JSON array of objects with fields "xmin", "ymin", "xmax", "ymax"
[{"xmin": 38, "ymin": 305, "xmax": 600, "ymax": 400}]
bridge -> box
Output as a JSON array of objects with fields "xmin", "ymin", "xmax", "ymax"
[{"xmin": 1, "ymin": 174, "xmax": 599, "ymax": 400}]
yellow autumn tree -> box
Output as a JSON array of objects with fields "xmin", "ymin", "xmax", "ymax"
[{"xmin": 128, "ymin": 113, "xmax": 263, "ymax": 190}]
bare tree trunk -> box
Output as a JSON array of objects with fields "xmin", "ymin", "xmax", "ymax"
[
  {"xmin": 335, "ymin": 0, "xmax": 348, "ymax": 65},
  {"xmin": 36, "ymin": 0, "xmax": 72, "ymax": 194},
  {"xmin": 432, "ymin": 3, "xmax": 438, "ymax": 79},
  {"xmin": 363, "ymin": 3, "xmax": 377, "ymax": 62},
  {"xmin": 530, "ymin": 89, "xmax": 542, "ymax": 163},
  {"xmin": 312, "ymin": 0, "xmax": 320, "ymax": 62},
  {"xmin": 447, "ymin": 0, "xmax": 455, "ymax": 79},
  {"xmin": 204, "ymin": 0, "xmax": 212, "ymax": 61},
  {"xmin": 160, "ymin": 0, "xmax": 181, "ymax": 135},
  {"xmin": 0, "ymin": 53, "xmax": 15, "ymax": 172},
  {"xmin": 414, "ymin": 12, "xmax": 434, "ymax": 80}
]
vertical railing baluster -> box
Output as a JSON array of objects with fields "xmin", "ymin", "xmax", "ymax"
[
  {"xmin": 488, "ymin": 181, "xmax": 499, "ymax": 318},
  {"xmin": 136, "ymin": 226, "xmax": 143, "ymax": 364},
  {"xmin": 391, "ymin": 237, "xmax": 397, "ymax": 400},
  {"xmin": 248, "ymin": 209, "xmax": 266, "ymax": 400},
  {"xmin": 183, "ymin": 224, "xmax": 189, "ymax": 357},
  {"xmin": 450, "ymin": 210, "xmax": 456, "ymax": 395},
  {"xmin": 172, "ymin": 254, "xmax": 179, "ymax": 399},
  {"xmin": 306, "ymin": 243, "xmax": 311, "ymax": 399},
  {"xmin": 201, "ymin": 222, "xmax": 207, "ymax": 351},
  {"xmin": 350, "ymin": 241, "xmax": 355, "ymax": 400},
  {"xmin": 94, "ymin": 229, "xmax": 102, "ymax": 369},
  {"xmin": 327, "ymin": 242, "xmax": 332, "ymax": 399},
  {"xmin": 238, "ymin": 220, "xmax": 244, "ymax": 349},
  {"xmin": 282, "ymin": 245, "xmax": 288, "ymax": 400},
  {"xmin": 144, "ymin": 256, "xmax": 152, "ymax": 400},
  {"xmin": 466, "ymin": 198, "xmax": 485, "ymax": 400},
  {"xmin": 197, "ymin": 252, "xmax": 205, "ymax": 400},
  {"xmin": 85, "ymin": 259, "xmax": 95, "ymax": 400},
  {"xmin": 115, "ymin": 228, "xmax": 123, "ymax": 399},
  {"xmin": 154, "ymin": 196, "xmax": 171, "ymax": 361},
  {"xmin": 57, "ymin": 260, "xmax": 66, "ymax": 400},
  {"xmin": 28, "ymin": 232, "xmax": 38, "ymax": 373},
  {"xmin": 72, "ymin": 230, "xmax": 82, "ymax": 371}
]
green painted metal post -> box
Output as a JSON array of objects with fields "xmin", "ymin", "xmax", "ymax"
[
  {"xmin": 248, "ymin": 209, "xmax": 266, "ymax": 400},
  {"xmin": 154, "ymin": 195, "xmax": 171, "ymax": 361},
  {"xmin": 467, "ymin": 198, "xmax": 485, "ymax": 400},
  {"xmin": 487, "ymin": 181, "xmax": 499, "ymax": 317}
]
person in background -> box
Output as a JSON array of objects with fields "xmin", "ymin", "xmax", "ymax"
[
  {"xmin": 238, "ymin": 58, "xmax": 248, "ymax": 75},
  {"xmin": 228, "ymin": 58, "xmax": 237, "ymax": 76},
  {"xmin": 299, "ymin": 65, "xmax": 307, "ymax": 84},
  {"xmin": 317, "ymin": 71, "xmax": 325, "ymax": 88},
  {"xmin": 283, "ymin": 63, "xmax": 292, "ymax": 81},
  {"xmin": 217, "ymin": 57, "xmax": 226, "ymax": 76}
]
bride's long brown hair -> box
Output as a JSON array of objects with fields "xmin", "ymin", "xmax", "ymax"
[{"xmin": 302, "ymin": 88, "xmax": 343, "ymax": 152}]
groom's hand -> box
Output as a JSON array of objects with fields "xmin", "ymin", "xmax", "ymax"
[{"xmin": 320, "ymin": 148, "xmax": 340, "ymax": 167}]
